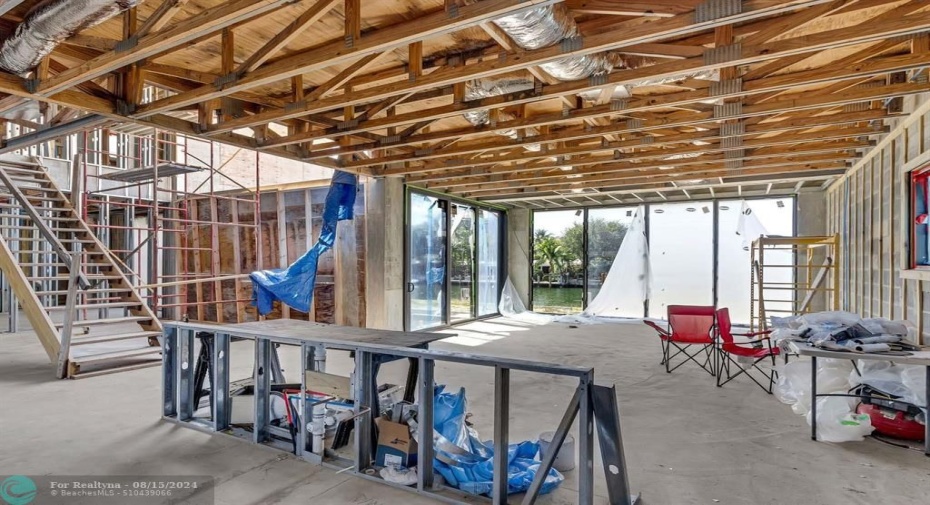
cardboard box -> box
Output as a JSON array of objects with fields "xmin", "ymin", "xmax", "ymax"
[{"xmin": 375, "ymin": 418, "xmax": 418, "ymax": 468}]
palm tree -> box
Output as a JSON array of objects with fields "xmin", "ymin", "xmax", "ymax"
[{"xmin": 534, "ymin": 235, "xmax": 570, "ymax": 286}]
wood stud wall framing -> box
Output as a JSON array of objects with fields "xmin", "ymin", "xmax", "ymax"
[{"xmin": 0, "ymin": 1, "xmax": 930, "ymax": 205}]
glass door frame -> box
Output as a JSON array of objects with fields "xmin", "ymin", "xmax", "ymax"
[
  {"xmin": 528, "ymin": 196, "xmax": 797, "ymax": 317},
  {"xmin": 404, "ymin": 187, "xmax": 506, "ymax": 331}
]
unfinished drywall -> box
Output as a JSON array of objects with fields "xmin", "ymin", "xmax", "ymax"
[{"xmin": 825, "ymin": 91, "xmax": 930, "ymax": 343}]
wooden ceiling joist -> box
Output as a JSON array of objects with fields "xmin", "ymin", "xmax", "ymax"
[{"xmin": 1, "ymin": 0, "xmax": 928, "ymax": 202}]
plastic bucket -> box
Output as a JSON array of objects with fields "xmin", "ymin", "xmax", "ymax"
[{"xmin": 538, "ymin": 431, "xmax": 575, "ymax": 472}]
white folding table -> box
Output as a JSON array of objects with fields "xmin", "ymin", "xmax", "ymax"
[{"xmin": 789, "ymin": 342, "xmax": 930, "ymax": 456}]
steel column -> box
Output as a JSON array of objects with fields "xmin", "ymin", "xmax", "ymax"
[
  {"xmin": 417, "ymin": 357, "xmax": 435, "ymax": 491},
  {"xmin": 254, "ymin": 338, "xmax": 272, "ymax": 443},
  {"xmin": 493, "ymin": 366, "xmax": 510, "ymax": 505},
  {"xmin": 810, "ymin": 355, "xmax": 818, "ymax": 441},
  {"xmin": 177, "ymin": 329, "xmax": 195, "ymax": 421},
  {"xmin": 162, "ymin": 326, "xmax": 178, "ymax": 417},
  {"xmin": 353, "ymin": 349, "xmax": 374, "ymax": 471},
  {"xmin": 213, "ymin": 332, "xmax": 231, "ymax": 431},
  {"xmin": 578, "ymin": 373, "xmax": 595, "ymax": 505}
]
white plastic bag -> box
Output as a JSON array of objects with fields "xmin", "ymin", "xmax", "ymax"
[
  {"xmin": 798, "ymin": 311, "xmax": 862, "ymax": 327},
  {"xmin": 775, "ymin": 359, "xmax": 853, "ymax": 416},
  {"xmin": 774, "ymin": 361, "xmax": 810, "ymax": 410},
  {"xmin": 806, "ymin": 396, "xmax": 873, "ymax": 442}
]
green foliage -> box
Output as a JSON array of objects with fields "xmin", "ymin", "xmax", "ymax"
[{"xmin": 533, "ymin": 218, "xmax": 629, "ymax": 282}]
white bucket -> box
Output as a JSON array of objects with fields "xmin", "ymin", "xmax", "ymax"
[{"xmin": 538, "ymin": 431, "xmax": 575, "ymax": 472}]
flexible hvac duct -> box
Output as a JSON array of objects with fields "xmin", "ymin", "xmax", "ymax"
[
  {"xmin": 463, "ymin": 78, "xmax": 542, "ymax": 151},
  {"xmin": 0, "ymin": 0, "xmax": 140, "ymax": 76},
  {"xmin": 491, "ymin": 5, "xmax": 612, "ymax": 81},
  {"xmin": 465, "ymin": 6, "xmax": 711, "ymax": 144}
]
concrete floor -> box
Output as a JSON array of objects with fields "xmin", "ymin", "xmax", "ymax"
[{"xmin": 1, "ymin": 317, "xmax": 929, "ymax": 504}]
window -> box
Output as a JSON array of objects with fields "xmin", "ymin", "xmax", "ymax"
[
  {"xmin": 405, "ymin": 191, "xmax": 503, "ymax": 330},
  {"xmin": 911, "ymin": 166, "xmax": 930, "ymax": 267}
]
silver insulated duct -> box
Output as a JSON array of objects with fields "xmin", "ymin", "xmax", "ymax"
[
  {"xmin": 491, "ymin": 5, "xmax": 612, "ymax": 81},
  {"xmin": 463, "ymin": 4, "xmax": 717, "ymax": 146},
  {"xmin": 0, "ymin": 0, "xmax": 140, "ymax": 76}
]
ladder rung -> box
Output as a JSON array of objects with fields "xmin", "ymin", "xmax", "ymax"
[
  {"xmin": 60, "ymin": 315, "xmax": 152, "ymax": 328},
  {"xmin": 70, "ymin": 331, "xmax": 162, "ymax": 346}
]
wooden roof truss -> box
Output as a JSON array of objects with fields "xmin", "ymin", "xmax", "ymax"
[{"xmin": 0, "ymin": 0, "xmax": 928, "ymax": 205}]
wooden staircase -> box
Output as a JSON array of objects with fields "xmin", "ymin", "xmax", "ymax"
[{"xmin": 0, "ymin": 157, "xmax": 162, "ymax": 378}]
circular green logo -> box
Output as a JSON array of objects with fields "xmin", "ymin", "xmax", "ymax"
[{"xmin": 0, "ymin": 476, "xmax": 36, "ymax": 505}]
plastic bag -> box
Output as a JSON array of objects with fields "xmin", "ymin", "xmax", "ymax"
[
  {"xmin": 769, "ymin": 327, "xmax": 799, "ymax": 343},
  {"xmin": 432, "ymin": 386, "xmax": 564, "ymax": 496},
  {"xmin": 774, "ymin": 361, "xmax": 811, "ymax": 411},
  {"xmin": 775, "ymin": 359, "xmax": 852, "ymax": 416},
  {"xmin": 798, "ymin": 311, "xmax": 862, "ymax": 327},
  {"xmin": 806, "ymin": 396, "xmax": 873, "ymax": 442},
  {"xmin": 852, "ymin": 361, "xmax": 927, "ymax": 424}
]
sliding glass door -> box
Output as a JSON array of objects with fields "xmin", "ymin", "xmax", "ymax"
[
  {"xmin": 531, "ymin": 210, "xmax": 584, "ymax": 314},
  {"xmin": 450, "ymin": 203, "xmax": 476, "ymax": 323},
  {"xmin": 406, "ymin": 191, "xmax": 503, "ymax": 330},
  {"xmin": 477, "ymin": 209, "xmax": 501, "ymax": 316},
  {"xmin": 408, "ymin": 193, "xmax": 447, "ymax": 331}
]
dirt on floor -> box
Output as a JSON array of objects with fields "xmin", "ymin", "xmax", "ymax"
[{"xmin": 1, "ymin": 317, "xmax": 928, "ymax": 504}]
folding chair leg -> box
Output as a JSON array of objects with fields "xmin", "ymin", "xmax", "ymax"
[
  {"xmin": 718, "ymin": 354, "xmax": 777, "ymax": 394},
  {"xmin": 664, "ymin": 343, "xmax": 716, "ymax": 376}
]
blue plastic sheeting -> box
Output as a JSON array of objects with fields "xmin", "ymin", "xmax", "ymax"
[
  {"xmin": 433, "ymin": 385, "xmax": 564, "ymax": 496},
  {"xmin": 250, "ymin": 171, "xmax": 358, "ymax": 315}
]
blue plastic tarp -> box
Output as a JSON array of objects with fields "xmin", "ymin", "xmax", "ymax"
[
  {"xmin": 250, "ymin": 171, "xmax": 358, "ymax": 315},
  {"xmin": 432, "ymin": 385, "xmax": 564, "ymax": 497}
]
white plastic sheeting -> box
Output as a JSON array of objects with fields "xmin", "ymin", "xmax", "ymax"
[
  {"xmin": 735, "ymin": 201, "xmax": 769, "ymax": 249},
  {"xmin": 498, "ymin": 208, "xmax": 650, "ymax": 324},
  {"xmin": 498, "ymin": 277, "xmax": 555, "ymax": 324},
  {"xmin": 775, "ymin": 358, "xmax": 875, "ymax": 442},
  {"xmin": 581, "ymin": 208, "xmax": 650, "ymax": 318}
]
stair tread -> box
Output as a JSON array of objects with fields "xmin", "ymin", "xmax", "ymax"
[
  {"xmin": 70, "ymin": 331, "xmax": 162, "ymax": 346},
  {"xmin": 70, "ymin": 346, "xmax": 161, "ymax": 364},
  {"xmin": 46, "ymin": 301, "xmax": 142, "ymax": 310},
  {"xmin": 59, "ymin": 316, "xmax": 152, "ymax": 329},
  {"xmin": 37, "ymin": 289, "xmax": 134, "ymax": 295}
]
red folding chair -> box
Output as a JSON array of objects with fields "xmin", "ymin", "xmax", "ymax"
[
  {"xmin": 644, "ymin": 305, "xmax": 717, "ymax": 376},
  {"xmin": 716, "ymin": 308, "xmax": 778, "ymax": 393}
]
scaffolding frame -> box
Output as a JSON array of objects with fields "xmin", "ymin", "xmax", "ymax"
[
  {"xmin": 78, "ymin": 126, "xmax": 262, "ymax": 322},
  {"xmin": 750, "ymin": 234, "xmax": 840, "ymax": 331}
]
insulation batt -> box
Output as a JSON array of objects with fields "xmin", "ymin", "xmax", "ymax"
[{"xmin": 0, "ymin": 0, "xmax": 140, "ymax": 76}]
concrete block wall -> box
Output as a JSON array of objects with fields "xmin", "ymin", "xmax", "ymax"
[{"xmin": 825, "ymin": 91, "xmax": 930, "ymax": 344}]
